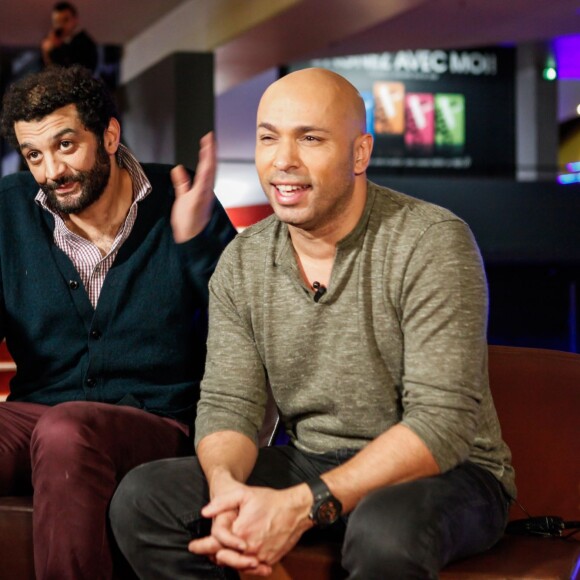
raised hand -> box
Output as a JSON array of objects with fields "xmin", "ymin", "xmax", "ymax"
[{"xmin": 170, "ymin": 132, "xmax": 217, "ymax": 243}]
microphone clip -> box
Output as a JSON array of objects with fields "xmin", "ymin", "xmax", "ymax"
[{"xmin": 312, "ymin": 281, "xmax": 327, "ymax": 303}]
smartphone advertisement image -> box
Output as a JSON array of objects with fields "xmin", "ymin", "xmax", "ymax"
[
  {"xmin": 291, "ymin": 46, "xmax": 515, "ymax": 177},
  {"xmin": 405, "ymin": 92, "xmax": 435, "ymax": 153}
]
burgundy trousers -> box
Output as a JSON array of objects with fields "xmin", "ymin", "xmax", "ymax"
[{"xmin": 0, "ymin": 400, "xmax": 191, "ymax": 580}]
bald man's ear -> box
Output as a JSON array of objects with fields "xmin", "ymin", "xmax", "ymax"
[{"xmin": 354, "ymin": 133, "xmax": 373, "ymax": 175}]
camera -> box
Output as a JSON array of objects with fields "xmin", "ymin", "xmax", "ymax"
[{"xmin": 54, "ymin": 28, "xmax": 64, "ymax": 38}]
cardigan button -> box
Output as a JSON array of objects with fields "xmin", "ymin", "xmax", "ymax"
[
  {"xmin": 90, "ymin": 330, "xmax": 101, "ymax": 340},
  {"xmin": 85, "ymin": 377, "xmax": 96, "ymax": 388},
  {"xmin": 69, "ymin": 280, "xmax": 79, "ymax": 290}
]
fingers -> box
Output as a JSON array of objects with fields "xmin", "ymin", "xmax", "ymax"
[
  {"xmin": 192, "ymin": 132, "xmax": 216, "ymax": 194},
  {"xmin": 189, "ymin": 509, "xmax": 246, "ymax": 556},
  {"xmin": 198, "ymin": 131, "xmax": 215, "ymax": 165},
  {"xmin": 170, "ymin": 132, "xmax": 215, "ymax": 198},
  {"xmin": 188, "ymin": 517, "xmax": 265, "ymax": 573},
  {"xmin": 170, "ymin": 164, "xmax": 192, "ymax": 198},
  {"xmin": 213, "ymin": 548, "xmax": 264, "ymax": 572},
  {"xmin": 189, "ymin": 539, "xmax": 263, "ymax": 571},
  {"xmin": 211, "ymin": 518, "xmax": 247, "ymax": 552},
  {"xmin": 188, "ymin": 534, "xmax": 223, "ymax": 555},
  {"xmin": 238, "ymin": 563, "xmax": 273, "ymax": 577},
  {"xmin": 189, "ymin": 536, "xmax": 275, "ymax": 574},
  {"xmin": 201, "ymin": 491, "xmax": 242, "ymax": 519}
]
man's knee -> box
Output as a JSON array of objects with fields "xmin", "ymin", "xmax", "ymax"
[
  {"xmin": 30, "ymin": 402, "xmax": 96, "ymax": 465},
  {"xmin": 110, "ymin": 461, "xmax": 160, "ymax": 549},
  {"xmin": 111, "ymin": 458, "xmax": 209, "ymax": 548},
  {"xmin": 342, "ymin": 484, "xmax": 440, "ymax": 579}
]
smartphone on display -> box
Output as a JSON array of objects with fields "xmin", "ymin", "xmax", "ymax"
[
  {"xmin": 373, "ymin": 82, "xmax": 405, "ymax": 135},
  {"xmin": 404, "ymin": 93, "xmax": 434, "ymax": 152},
  {"xmin": 435, "ymin": 94, "xmax": 465, "ymax": 151},
  {"xmin": 360, "ymin": 91, "xmax": 375, "ymax": 138}
]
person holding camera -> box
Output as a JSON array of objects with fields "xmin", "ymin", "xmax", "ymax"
[{"xmin": 41, "ymin": 2, "xmax": 98, "ymax": 72}]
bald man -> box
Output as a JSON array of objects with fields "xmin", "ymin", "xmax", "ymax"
[{"xmin": 111, "ymin": 68, "xmax": 515, "ymax": 579}]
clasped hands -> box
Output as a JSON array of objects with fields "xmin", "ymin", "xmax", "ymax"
[{"xmin": 188, "ymin": 479, "xmax": 314, "ymax": 576}]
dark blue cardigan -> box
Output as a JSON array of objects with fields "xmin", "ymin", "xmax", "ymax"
[{"xmin": 0, "ymin": 164, "xmax": 236, "ymax": 424}]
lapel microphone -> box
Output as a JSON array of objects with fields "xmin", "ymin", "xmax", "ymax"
[{"xmin": 312, "ymin": 281, "xmax": 327, "ymax": 303}]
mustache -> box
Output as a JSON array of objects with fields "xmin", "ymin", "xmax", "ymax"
[{"xmin": 42, "ymin": 176, "xmax": 82, "ymax": 193}]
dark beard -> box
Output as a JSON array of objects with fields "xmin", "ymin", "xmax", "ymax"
[{"xmin": 41, "ymin": 143, "xmax": 111, "ymax": 215}]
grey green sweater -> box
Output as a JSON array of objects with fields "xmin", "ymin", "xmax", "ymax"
[{"xmin": 196, "ymin": 181, "xmax": 516, "ymax": 498}]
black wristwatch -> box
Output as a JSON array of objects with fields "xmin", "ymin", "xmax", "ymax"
[{"xmin": 306, "ymin": 477, "xmax": 342, "ymax": 528}]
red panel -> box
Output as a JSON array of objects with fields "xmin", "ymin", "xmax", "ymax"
[
  {"xmin": 0, "ymin": 371, "xmax": 14, "ymax": 397},
  {"xmin": 0, "ymin": 340, "xmax": 15, "ymax": 398},
  {"xmin": 225, "ymin": 204, "xmax": 273, "ymax": 230},
  {"xmin": 0, "ymin": 340, "xmax": 12, "ymax": 362}
]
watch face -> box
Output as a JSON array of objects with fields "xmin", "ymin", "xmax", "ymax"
[{"xmin": 317, "ymin": 498, "xmax": 341, "ymax": 526}]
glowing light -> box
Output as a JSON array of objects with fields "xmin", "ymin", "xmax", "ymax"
[
  {"xmin": 543, "ymin": 66, "xmax": 557, "ymax": 81},
  {"xmin": 558, "ymin": 173, "xmax": 580, "ymax": 184}
]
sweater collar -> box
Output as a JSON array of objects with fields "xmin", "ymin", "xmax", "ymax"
[{"xmin": 275, "ymin": 180, "xmax": 376, "ymax": 267}]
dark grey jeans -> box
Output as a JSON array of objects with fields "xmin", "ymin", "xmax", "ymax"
[{"xmin": 110, "ymin": 446, "xmax": 510, "ymax": 580}]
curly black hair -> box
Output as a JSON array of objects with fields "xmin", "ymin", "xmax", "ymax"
[{"xmin": 0, "ymin": 65, "xmax": 118, "ymax": 150}]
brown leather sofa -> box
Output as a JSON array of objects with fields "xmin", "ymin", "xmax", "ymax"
[
  {"xmin": 242, "ymin": 345, "xmax": 580, "ymax": 580},
  {"xmin": 1, "ymin": 345, "xmax": 579, "ymax": 579}
]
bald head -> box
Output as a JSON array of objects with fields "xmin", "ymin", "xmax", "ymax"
[
  {"xmin": 255, "ymin": 68, "xmax": 373, "ymax": 239},
  {"xmin": 258, "ymin": 68, "xmax": 367, "ymax": 136}
]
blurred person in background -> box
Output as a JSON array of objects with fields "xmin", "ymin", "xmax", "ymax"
[{"xmin": 41, "ymin": 1, "xmax": 98, "ymax": 72}]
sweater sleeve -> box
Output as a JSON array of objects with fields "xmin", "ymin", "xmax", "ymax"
[
  {"xmin": 398, "ymin": 219, "xmax": 489, "ymax": 472},
  {"xmin": 194, "ymin": 243, "xmax": 268, "ymax": 449},
  {"xmin": 175, "ymin": 199, "xmax": 237, "ymax": 307}
]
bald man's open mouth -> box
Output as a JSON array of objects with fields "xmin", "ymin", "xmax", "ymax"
[{"xmin": 272, "ymin": 183, "xmax": 311, "ymax": 204}]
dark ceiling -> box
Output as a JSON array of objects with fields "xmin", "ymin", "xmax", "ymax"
[{"xmin": 1, "ymin": 0, "xmax": 578, "ymax": 92}]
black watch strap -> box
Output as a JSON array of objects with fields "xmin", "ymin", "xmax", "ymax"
[
  {"xmin": 305, "ymin": 477, "xmax": 342, "ymax": 527},
  {"xmin": 306, "ymin": 477, "xmax": 332, "ymax": 506}
]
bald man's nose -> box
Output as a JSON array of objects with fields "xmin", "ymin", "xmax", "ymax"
[{"xmin": 272, "ymin": 140, "xmax": 299, "ymax": 171}]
